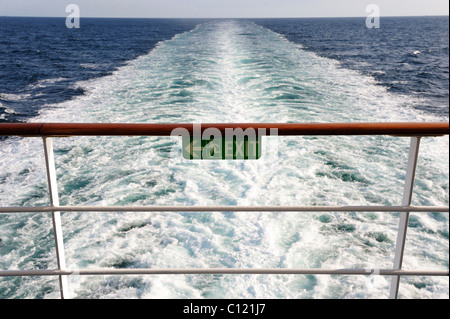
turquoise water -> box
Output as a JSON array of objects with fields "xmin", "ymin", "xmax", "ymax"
[{"xmin": 0, "ymin": 20, "xmax": 448, "ymax": 299}]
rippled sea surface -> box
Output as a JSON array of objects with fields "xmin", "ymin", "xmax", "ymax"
[{"xmin": 0, "ymin": 17, "xmax": 448, "ymax": 299}]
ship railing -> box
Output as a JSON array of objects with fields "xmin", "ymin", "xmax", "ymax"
[{"xmin": 0, "ymin": 122, "xmax": 448, "ymax": 299}]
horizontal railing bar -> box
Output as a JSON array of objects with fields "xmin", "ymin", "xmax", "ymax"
[
  {"xmin": 0, "ymin": 268, "xmax": 448, "ymax": 277},
  {"xmin": 0, "ymin": 205, "xmax": 448, "ymax": 214},
  {"xmin": 0, "ymin": 122, "xmax": 448, "ymax": 137}
]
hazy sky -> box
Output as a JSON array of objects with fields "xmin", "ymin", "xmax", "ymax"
[{"xmin": 0, "ymin": 0, "xmax": 448, "ymax": 18}]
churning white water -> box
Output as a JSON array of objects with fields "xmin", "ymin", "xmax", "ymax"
[{"xmin": 0, "ymin": 20, "xmax": 448, "ymax": 299}]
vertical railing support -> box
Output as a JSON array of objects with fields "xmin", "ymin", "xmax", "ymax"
[
  {"xmin": 389, "ymin": 136, "xmax": 422, "ymax": 299},
  {"xmin": 43, "ymin": 137, "xmax": 69, "ymax": 299}
]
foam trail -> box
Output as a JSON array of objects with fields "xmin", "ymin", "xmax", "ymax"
[{"xmin": 0, "ymin": 20, "xmax": 448, "ymax": 299}]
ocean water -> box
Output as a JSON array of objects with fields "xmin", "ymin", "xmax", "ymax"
[{"xmin": 0, "ymin": 17, "xmax": 448, "ymax": 299}]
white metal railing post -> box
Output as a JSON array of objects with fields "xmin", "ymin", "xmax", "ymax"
[
  {"xmin": 43, "ymin": 137, "xmax": 69, "ymax": 299},
  {"xmin": 389, "ymin": 136, "xmax": 422, "ymax": 299}
]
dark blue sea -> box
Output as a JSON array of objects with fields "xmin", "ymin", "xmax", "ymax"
[
  {"xmin": 0, "ymin": 17, "xmax": 448, "ymax": 299},
  {"xmin": 0, "ymin": 18, "xmax": 205, "ymax": 122},
  {"xmin": 0, "ymin": 17, "xmax": 448, "ymax": 122}
]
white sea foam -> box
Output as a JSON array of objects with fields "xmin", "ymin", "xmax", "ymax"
[
  {"xmin": 0, "ymin": 92, "xmax": 31, "ymax": 102},
  {"xmin": 26, "ymin": 77, "xmax": 68, "ymax": 89},
  {"xmin": 0, "ymin": 20, "xmax": 448, "ymax": 299}
]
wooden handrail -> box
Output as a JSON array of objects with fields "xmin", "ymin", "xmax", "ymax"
[{"xmin": 0, "ymin": 122, "xmax": 448, "ymax": 137}]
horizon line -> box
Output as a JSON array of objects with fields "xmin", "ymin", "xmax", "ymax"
[{"xmin": 1, "ymin": 14, "xmax": 449, "ymax": 19}]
